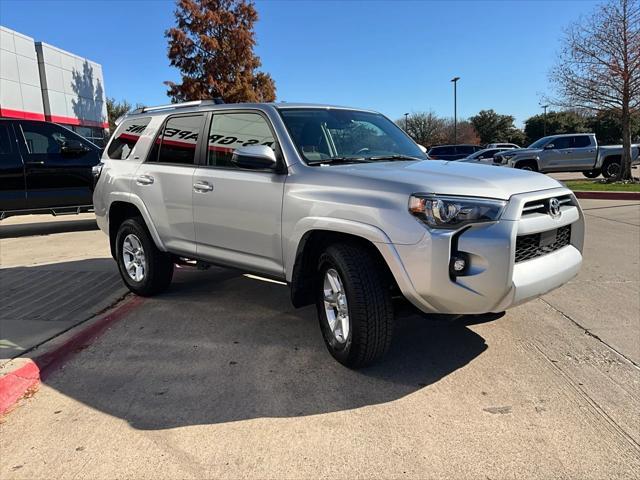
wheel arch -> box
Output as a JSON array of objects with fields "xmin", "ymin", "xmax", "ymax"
[
  {"xmin": 107, "ymin": 197, "xmax": 166, "ymax": 258},
  {"xmin": 287, "ymin": 222, "xmax": 398, "ymax": 308},
  {"xmin": 514, "ymin": 158, "xmax": 539, "ymax": 171}
]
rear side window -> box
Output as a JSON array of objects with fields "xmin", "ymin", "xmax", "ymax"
[
  {"xmin": 148, "ymin": 114, "xmax": 205, "ymax": 165},
  {"xmin": 207, "ymin": 112, "xmax": 276, "ymax": 168},
  {"xmin": 552, "ymin": 137, "xmax": 572, "ymax": 149},
  {"xmin": 429, "ymin": 146, "xmax": 453, "ymax": 156},
  {"xmin": 456, "ymin": 146, "xmax": 476, "ymax": 155},
  {"xmin": 573, "ymin": 136, "xmax": 591, "ymax": 148},
  {"xmin": 107, "ymin": 117, "xmax": 151, "ymax": 160}
]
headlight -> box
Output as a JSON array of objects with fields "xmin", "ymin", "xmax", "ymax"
[
  {"xmin": 409, "ymin": 195, "xmax": 506, "ymax": 229},
  {"xmin": 501, "ymin": 153, "xmax": 517, "ymax": 161}
]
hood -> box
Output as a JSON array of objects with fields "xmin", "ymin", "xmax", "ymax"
[{"xmin": 328, "ymin": 160, "xmax": 563, "ymax": 200}]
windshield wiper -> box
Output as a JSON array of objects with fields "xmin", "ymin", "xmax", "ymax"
[
  {"xmin": 366, "ymin": 154, "xmax": 423, "ymax": 162},
  {"xmin": 307, "ymin": 156, "xmax": 371, "ymax": 166}
]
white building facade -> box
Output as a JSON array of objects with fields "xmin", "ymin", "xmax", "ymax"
[{"xmin": 0, "ymin": 26, "xmax": 108, "ymax": 145}]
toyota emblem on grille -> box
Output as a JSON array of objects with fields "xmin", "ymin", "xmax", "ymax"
[{"xmin": 548, "ymin": 198, "xmax": 561, "ymax": 218}]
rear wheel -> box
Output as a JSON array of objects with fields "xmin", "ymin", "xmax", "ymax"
[
  {"xmin": 315, "ymin": 243, "xmax": 394, "ymax": 368},
  {"xmin": 601, "ymin": 158, "xmax": 621, "ymax": 179},
  {"xmin": 115, "ymin": 217, "xmax": 174, "ymax": 296},
  {"xmin": 582, "ymin": 169, "xmax": 601, "ymax": 179}
]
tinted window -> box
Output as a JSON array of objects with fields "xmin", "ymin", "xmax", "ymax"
[
  {"xmin": 573, "ymin": 136, "xmax": 591, "ymax": 148},
  {"xmin": 207, "ymin": 112, "xmax": 275, "ymax": 167},
  {"xmin": 456, "ymin": 145, "xmax": 476, "ymax": 155},
  {"xmin": 20, "ymin": 122, "xmax": 71, "ymax": 154},
  {"xmin": 150, "ymin": 115, "xmax": 204, "ymax": 165},
  {"xmin": 552, "ymin": 137, "xmax": 572, "ymax": 149},
  {"xmin": 107, "ymin": 117, "xmax": 151, "ymax": 160},
  {"xmin": 478, "ymin": 149, "xmax": 498, "ymax": 159},
  {"xmin": 0, "ymin": 124, "xmax": 14, "ymax": 154},
  {"xmin": 429, "ymin": 146, "xmax": 454, "ymax": 156}
]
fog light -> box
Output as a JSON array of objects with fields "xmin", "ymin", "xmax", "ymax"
[{"xmin": 453, "ymin": 258, "xmax": 466, "ymax": 272}]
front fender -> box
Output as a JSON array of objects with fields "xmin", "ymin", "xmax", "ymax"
[{"xmin": 284, "ymin": 216, "xmax": 393, "ymax": 281}]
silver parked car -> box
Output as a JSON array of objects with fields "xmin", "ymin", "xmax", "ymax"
[
  {"xmin": 457, "ymin": 147, "xmax": 516, "ymax": 164},
  {"xmin": 93, "ymin": 100, "xmax": 585, "ymax": 367},
  {"xmin": 494, "ymin": 133, "xmax": 639, "ymax": 178}
]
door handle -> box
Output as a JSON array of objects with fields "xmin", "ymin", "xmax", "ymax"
[
  {"xmin": 26, "ymin": 160, "xmax": 45, "ymax": 165},
  {"xmin": 193, "ymin": 181, "xmax": 213, "ymax": 193},
  {"xmin": 136, "ymin": 174, "xmax": 154, "ymax": 185}
]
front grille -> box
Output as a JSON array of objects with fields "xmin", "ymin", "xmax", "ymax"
[
  {"xmin": 521, "ymin": 195, "xmax": 573, "ymax": 216},
  {"xmin": 515, "ymin": 225, "xmax": 571, "ymax": 263}
]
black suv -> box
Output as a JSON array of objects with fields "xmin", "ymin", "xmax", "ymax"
[
  {"xmin": 0, "ymin": 118, "xmax": 102, "ymax": 219},
  {"xmin": 427, "ymin": 144, "xmax": 483, "ymax": 161}
]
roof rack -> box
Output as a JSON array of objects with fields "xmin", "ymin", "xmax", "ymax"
[{"xmin": 130, "ymin": 98, "xmax": 225, "ymax": 115}]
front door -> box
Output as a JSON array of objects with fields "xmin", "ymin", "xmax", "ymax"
[
  {"xmin": 193, "ymin": 111, "xmax": 286, "ymax": 277},
  {"xmin": 0, "ymin": 121, "xmax": 26, "ymax": 212},
  {"xmin": 16, "ymin": 120, "xmax": 100, "ymax": 209},
  {"xmin": 542, "ymin": 136, "xmax": 573, "ymax": 171}
]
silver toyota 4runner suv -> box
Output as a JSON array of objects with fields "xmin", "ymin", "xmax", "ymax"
[{"xmin": 94, "ymin": 100, "xmax": 585, "ymax": 367}]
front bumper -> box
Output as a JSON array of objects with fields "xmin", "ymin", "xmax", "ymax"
[{"xmin": 379, "ymin": 187, "xmax": 584, "ymax": 315}]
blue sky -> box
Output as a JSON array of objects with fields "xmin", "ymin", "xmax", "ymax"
[{"xmin": 0, "ymin": 0, "xmax": 601, "ymax": 125}]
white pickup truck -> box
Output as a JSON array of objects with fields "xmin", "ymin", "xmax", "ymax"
[{"xmin": 493, "ymin": 133, "xmax": 639, "ymax": 178}]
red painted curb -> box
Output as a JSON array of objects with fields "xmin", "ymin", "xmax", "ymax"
[
  {"xmin": 0, "ymin": 361, "xmax": 40, "ymax": 415},
  {"xmin": 574, "ymin": 190, "xmax": 640, "ymax": 200},
  {"xmin": 0, "ymin": 295, "xmax": 144, "ymax": 414}
]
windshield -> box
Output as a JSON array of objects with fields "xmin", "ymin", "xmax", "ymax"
[
  {"xmin": 528, "ymin": 136, "xmax": 551, "ymax": 149},
  {"xmin": 278, "ymin": 108, "xmax": 427, "ymax": 164}
]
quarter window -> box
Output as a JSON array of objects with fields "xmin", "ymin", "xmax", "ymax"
[
  {"xmin": 107, "ymin": 117, "xmax": 151, "ymax": 160},
  {"xmin": 207, "ymin": 112, "xmax": 275, "ymax": 167},
  {"xmin": 150, "ymin": 115, "xmax": 205, "ymax": 165}
]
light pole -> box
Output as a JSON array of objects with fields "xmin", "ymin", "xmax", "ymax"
[
  {"xmin": 451, "ymin": 77, "xmax": 460, "ymax": 143},
  {"xmin": 541, "ymin": 104, "xmax": 549, "ymax": 136},
  {"xmin": 404, "ymin": 112, "xmax": 409, "ymax": 133}
]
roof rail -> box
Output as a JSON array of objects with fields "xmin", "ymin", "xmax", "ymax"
[{"xmin": 130, "ymin": 98, "xmax": 225, "ymax": 115}]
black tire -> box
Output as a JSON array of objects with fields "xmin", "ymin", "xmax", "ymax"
[
  {"xmin": 315, "ymin": 243, "xmax": 394, "ymax": 368},
  {"xmin": 582, "ymin": 169, "xmax": 601, "ymax": 179},
  {"xmin": 515, "ymin": 161, "xmax": 538, "ymax": 172},
  {"xmin": 115, "ymin": 217, "xmax": 174, "ymax": 296},
  {"xmin": 601, "ymin": 158, "xmax": 621, "ymax": 179}
]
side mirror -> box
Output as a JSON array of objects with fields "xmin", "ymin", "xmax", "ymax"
[
  {"xmin": 231, "ymin": 145, "xmax": 278, "ymax": 170},
  {"xmin": 544, "ymin": 143, "xmax": 555, "ymax": 150},
  {"xmin": 61, "ymin": 139, "xmax": 89, "ymax": 156},
  {"xmin": 417, "ymin": 144, "xmax": 428, "ymax": 154}
]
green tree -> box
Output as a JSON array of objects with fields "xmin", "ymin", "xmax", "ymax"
[
  {"xmin": 106, "ymin": 97, "xmax": 131, "ymax": 133},
  {"xmin": 550, "ymin": 0, "xmax": 639, "ymax": 180},
  {"xmin": 524, "ymin": 110, "xmax": 589, "ymax": 144},
  {"xmin": 469, "ymin": 109, "xmax": 521, "ymax": 145},
  {"xmin": 165, "ymin": 0, "xmax": 276, "ymax": 103},
  {"xmin": 587, "ymin": 109, "xmax": 640, "ymax": 144}
]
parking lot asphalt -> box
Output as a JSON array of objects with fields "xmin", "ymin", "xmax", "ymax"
[{"xmin": 0, "ymin": 200, "xmax": 638, "ymax": 479}]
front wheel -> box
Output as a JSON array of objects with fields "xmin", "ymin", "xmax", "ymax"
[
  {"xmin": 582, "ymin": 169, "xmax": 601, "ymax": 179},
  {"xmin": 115, "ymin": 217, "xmax": 174, "ymax": 296},
  {"xmin": 316, "ymin": 243, "xmax": 394, "ymax": 368}
]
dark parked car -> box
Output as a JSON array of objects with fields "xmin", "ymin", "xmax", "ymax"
[
  {"xmin": 427, "ymin": 144, "xmax": 483, "ymax": 161},
  {"xmin": 0, "ymin": 118, "xmax": 102, "ymax": 219}
]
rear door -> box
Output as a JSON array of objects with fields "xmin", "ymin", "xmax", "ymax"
[
  {"xmin": 569, "ymin": 135, "xmax": 597, "ymax": 170},
  {"xmin": 16, "ymin": 120, "xmax": 100, "ymax": 209},
  {"xmin": 0, "ymin": 121, "xmax": 27, "ymax": 212},
  {"xmin": 131, "ymin": 113, "xmax": 205, "ymax": 256},
  {"xmin": 192, "ymin": 110, "xmax": 286, "ymax": 277}
]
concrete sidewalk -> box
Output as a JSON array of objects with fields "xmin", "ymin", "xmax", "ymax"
[{"xmin": 0, "ymin": 214, "xmax": 126, "ymax": 361}]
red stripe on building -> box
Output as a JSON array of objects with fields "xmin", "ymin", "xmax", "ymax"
[
  {"xmin": 45, "ymin": 114, "xmax": 109, "ymax": 129},
  {"xmin": 0, "ymin": 107, "xmax": 46, "ymax": 121}
]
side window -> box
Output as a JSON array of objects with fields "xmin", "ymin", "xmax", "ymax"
[
  {"xmin": 107, "ymin": 117, "xmax": 151, "ymax": 160},
  {"xmin": 20, "ymin": 122, "xmax": 67, "ymax": 155},
  {"xmin": 149, "ymin": 115, "xmax": 205, "ymax": 165},
  {"xmin": 207, "ymin": 112, "xmax": 276, "ymax": 168},
  {"xmin": 0, "ymin": 124, "xmax": 14, "ymax": 155},
  {"xmin": 552, "ymin": 137, "xmax": 572, "ymax": 149},
  {"xmin": 456, "ymin": 146, "xmax": 475, "ymax": 155},
  {"xmin": 573, "ymin": 136, "xmax": 591, "ymax": 148}
]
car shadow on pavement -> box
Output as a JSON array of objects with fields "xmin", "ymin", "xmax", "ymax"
[
  {"xmin": 0, "ymin": 218, "xmax": 98, "ymax": 239},
  {"xmin": 42, "ymin": 266, "xmax": 491, "ymax": 430}
]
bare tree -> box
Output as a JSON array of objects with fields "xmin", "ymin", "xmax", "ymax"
[
  {"xmin": 550, "ymin": 0, "xmax": 639, "ymax": 180},
  {"xmin": 398, "ymin": 111, "xmax": 446, "ymax": 147}
]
